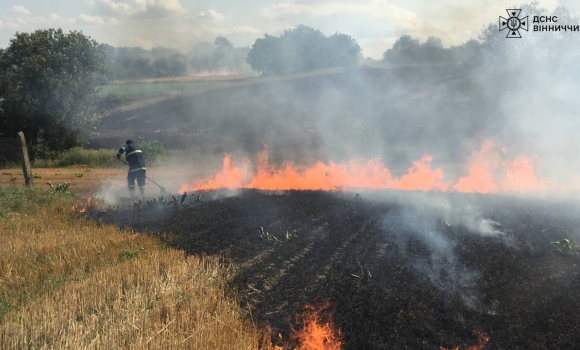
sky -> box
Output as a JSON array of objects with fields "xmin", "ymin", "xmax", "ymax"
[{"xmin": 0, "ymin": 0, "xmax": 578, "ymax": 58}]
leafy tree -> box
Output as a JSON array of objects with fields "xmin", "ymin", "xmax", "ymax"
[
  {"xmin": 214, "ymin": 36, "xmax": 234, "ymax": 50},
  {"xmin": 382, "ymin": 35, "xmax": 421, "ymax": 63},
  {"xmin": 246, "ymin": 34, "xmax": 283, "ymax": 75},
  {"xmin": 133, "ymin": 57, "xmax": 152, "ymax": 79},
  {"xmin": 247, "ymin": 25, "xmax": 361, "ymax": 76},
  {"xmin": 190, "ymin": 37, "xmax": 252, "ymax": 73},
  {"xmin": 383, "ymin": 35, "xmax": 454, "ymax": 64},
  {"xmin": 152, "ymin": 57, "xmax": 169, "ymax": 77},
  {"xmin": 327, "ymin": 33, "xmax": 362, "ymax": 68},
  {"xmin": 449, "ymin": 39, "xmax": 482, "ymax": 66},
  {"xmin": 166, "ymin": 54, "xmax": 187, "ymax": 76},
  {"xmin": 151, "ymin": 47, "xmax": 180, "ymax": 60},
  {"xmin": 0, "ymin": 29, "xmax": 105, "ymax": 156},
  {"xmin": 100, "ymin": 46, "xmax": 189, "ymax": 80},
  {"xmin": 99, "ymin": 43, "xmax": 116, "ymax": 63}
]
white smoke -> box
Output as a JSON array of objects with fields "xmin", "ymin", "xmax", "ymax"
[
  {"xmin": 93, "ymin": 178, "xmax": 127, "ymax": 205},
  {"xmin": 382, "ymin": 204, "xmax": 487, "ymax": 311}
]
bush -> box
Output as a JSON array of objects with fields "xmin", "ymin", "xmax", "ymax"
[
  {"xmin": 32, "ymin": 148, "xmax": 121, "ymax": 168},
  {"xmin": 22, "ymin": 141, "xmax": 164, "ymax": 169},
  {"xmin": 137, "ymin": 137, "xmax": 165, "ymax": 164}
]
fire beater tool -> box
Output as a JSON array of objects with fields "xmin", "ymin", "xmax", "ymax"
[{"xmin": 113, "ymin": 156, "xmax": 167, "ymax": 195}]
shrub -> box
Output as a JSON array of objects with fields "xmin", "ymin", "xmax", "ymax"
[
  {"xmin": 137, "ymin": 137, "xmax": 165, "ymax": 164},
  {"xmin": 32, "ymin": 148, "xmax": 121, "ymax": 168}
]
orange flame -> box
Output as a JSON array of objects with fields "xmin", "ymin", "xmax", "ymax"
[
  {"xmin": 454, "ymin": 141, "xmax": 545, "ymax": 193},
  {"xmin": 179, "ymin": 142, "xmax": 547, "ymax": 194},
  {"xmin": 71, "ymin": 197, "xmax": 96, "ymax": 213},
  {"xmin": 180, "ymin": 150, "xmax": 447, "ymax": 193},
  {"xmin": 440, "ymin": 330, "xmax": 490, "ymax": 350},
  {"xmin": 291, "ymin": 300, "xmax": 342, "ymax": 350}
]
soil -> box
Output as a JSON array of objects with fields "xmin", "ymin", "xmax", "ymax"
[{"xmin": 88, "ymin": 189, "xmax": 580, "ymax": 350}]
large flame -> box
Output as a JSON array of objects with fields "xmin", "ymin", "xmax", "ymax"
[
  {"xmin": 453, "ymin": 140, "xmax": 545, "ymax": 193},
  {"xmin": 291, "ymin": 300, "xmax": 342, "ymax": 350},
  {"xmin": 180, "ymin": 141, "xmax": 547, "ymax": 193}
]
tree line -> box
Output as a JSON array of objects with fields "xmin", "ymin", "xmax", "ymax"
[
  {"xmin": 382, "ymin": 36, "xmax": 482, "ymax": 66},
  {"xmin": 100, "ymin": 45, "xmax": 188, "ymax": 81},
  {"xmin": 101, "ymin": 36, "xmax": 253, "ymax": 81}
]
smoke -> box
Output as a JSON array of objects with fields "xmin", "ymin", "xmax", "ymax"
[
  {"xmin": 88, "ymin": 2, "xmax": 580, "ymax": 202},
  {"xmin": 382, "ymin": 202, "xmax": 485, "ymax": 311},
  {"xmin": 93, "ymin": 178, "xmax": 127, "ymax": 205},
  {"xmin": 221, "ymin": 3, "xmax": 580, "ymax": 196},
  {"xmin": 472, "ymin": 4, "xmax": 580, "ymax": 193},
  {"xmin": 377, "ymin": 191, "xmax": 509, "ymax": 312},
  {"xmin": 429, "ymin": 196, "xmax": 504, "ymax": 237},
  {"xmin": 370, "ymin": 191, "xmax": 503, "ymax": 237}
]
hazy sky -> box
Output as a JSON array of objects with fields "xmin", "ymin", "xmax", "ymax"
[{"xmin": 0, "ymin": 0, "xmax": 577, "ymax": 58}]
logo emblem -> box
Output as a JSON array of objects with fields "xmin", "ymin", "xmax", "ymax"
[{"xmin": 499, "ymin": 9, "xmax": 528, "ymax": 38}]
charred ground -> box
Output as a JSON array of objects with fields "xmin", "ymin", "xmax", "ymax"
[
  {"xmin": 90, "ymin": 190, "xmax": 580, "ymax": 350},
  {"xmin": 90, "ymin": 65, "xmax": 507, "ymax": 174}
]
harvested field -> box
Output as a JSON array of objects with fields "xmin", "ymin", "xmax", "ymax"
[{"xmin": 88, "ymin": 189, "xmax": 580, "ymax": 350}]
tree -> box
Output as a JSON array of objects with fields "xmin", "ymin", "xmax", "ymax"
[
  {"xmin": 382, "ymin": 35, "xmax": 421, "ymax": 63},
  {"xmin": 327, "ymin": 33, "xmax": 362, "ymax": 68},
  {"xmin": 247, "ymin": 34, "xmax": 283, "ymax": 75},
  {"xmin": 166, "ymin": 54, "xmax": 187, "ymax": 76},
  {"xmin": 449, "ymin": 39, "xmax": 482, "ymax": 66},
  {"xmin": 99, "ymin": 43, "xmax": 116, "ymax": 62},
  {"xmin": 152, "ymin": 57, "xmax": 169, "ymax": 77},
  {"xmin": 0, "ymin": 29, "xmax": 105, "ymax": 156},
  {"xmin": 247, "ymin": 25, "xmax": 361, "ymax": 76},
  {"xmin": 382, "ymin": 35, "xmax": 454, "ymax": 64},
  {"xmin": 190, "ymin": 37, "xmax": 252, "ymax": 74},
  {"xmin": 214, "ymin": 36, "xmax": 234, "ymax": 50}
]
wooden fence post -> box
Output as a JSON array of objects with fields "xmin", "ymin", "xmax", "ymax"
[{"xmin": 17, "ymin": 132, "xmax": 33, "ymax": 186}]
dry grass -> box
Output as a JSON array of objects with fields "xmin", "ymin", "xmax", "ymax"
[
  {"xmin": 0, "ymin": 186, "xmax": 259, "ymax": 349},
  {"xmin": 0, "ymin": 163, "xmax": 222, "ymax": 197},
  {"xmin": 0, "ymin": 168, "xmax": 126, "ymax": 195}
]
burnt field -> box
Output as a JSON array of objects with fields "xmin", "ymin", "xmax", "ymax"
[
  {"xmin": 89, "ymin": 189, "xmax": 580, "ymax": 350},
  {"xmin": 89, "ymin": 65, "xmax": 506, "ymax": 170}
]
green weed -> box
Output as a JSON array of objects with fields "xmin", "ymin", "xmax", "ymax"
[{"xmin": 551, "ymin": 239, "xmax": 579, "ymax": 256}]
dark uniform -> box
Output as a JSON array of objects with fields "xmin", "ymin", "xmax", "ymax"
[{"xmin": 116, "ymin": 140, "xmax": 146, "ymax": 196}]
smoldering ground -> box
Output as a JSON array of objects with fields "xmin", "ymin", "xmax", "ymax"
[{"xmin": 83, "ymin": 186, "xmax": 580, "ymax": 349}]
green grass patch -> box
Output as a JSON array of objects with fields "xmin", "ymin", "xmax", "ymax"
[
  {"xmin": 99, "ymin": 80, "xmax": 228, "ymax": 99},
  {"xmin": 97, "ymin": 80, "xmax": 241, "ymax": 112},
  {"xmin": 31, "ymin": 139, "xmax": 165, "ymax": 168},
  {"xmin": 32, "ymin": 147, "xmax": 121, "ymax": 168},
  {"xmin": 0, "ymin": 186, "xmax": 75, "ymax": 217}
]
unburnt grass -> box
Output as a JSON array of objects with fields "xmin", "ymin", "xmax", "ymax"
[{"xmin": 0, "ymin": 186, "xmax": 259, "ymax": 349}]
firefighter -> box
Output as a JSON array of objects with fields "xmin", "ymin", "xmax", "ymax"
[{"xmin": 116, "ymin": 140, "xmax": 146, "ymax": 197}]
